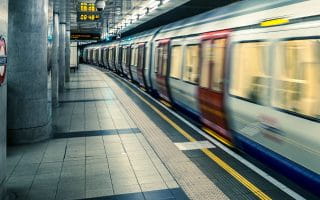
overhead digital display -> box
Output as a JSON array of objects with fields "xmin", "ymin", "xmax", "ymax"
[{"xmin": 78, "ymin": 2, "xmax": 101, "ymax": 21}]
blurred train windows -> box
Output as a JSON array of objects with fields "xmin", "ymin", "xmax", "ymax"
[
  {"xmin": 183, "ymin": 44, "xmax": 200, "ymax": 84},
  {"xmin": 211, "ymin": 39, "xmax": 226, "ymax": 92},
  {"xmin": 200, "ymin": 40, "xmax": 211, "ymax": 88},
  {"xmin": 170, "ymin": 46, "xmax": 183, "ymax": 79},
  {"xmin": 273, "ymin": 39, "xmax": 320, "ymax": 118},
  {"xmin": 138, "ymin": 45, "xmax": 145, "ymax": 69},
  {"xmin": 230, "ymin": 42, "xmax": 270, "ymax": 105},
  {"xmin": 131, "ymin": 47, "xmax": 138, "ymax": 67},
  {"xmin": 155, "ymin": 47, "xmax": 162, "ymax": 73},
  {"xmin": 162, "ymin": 45, "xmax": 169, "ymax": 76},
  {"xmin": 122, "ymin": 47, "xmax": 127, "ymax": 65}
]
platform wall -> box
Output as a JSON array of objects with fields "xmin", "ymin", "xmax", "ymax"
[{"xmin": 0, "ymin": 0, "xmax": 7, "ymax": 198}]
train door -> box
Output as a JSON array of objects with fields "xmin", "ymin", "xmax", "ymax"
[
  {"xmin": 122, "ymin": 46, "xmax": 128, "ymax": 77},
  {"xmin": 118, "ymin": 46, "xmax": 123, "ymax": 74},
  {"xmin": 127, "ymin": 45, "xmax": 133, "ymax": 80},
  {"xmin": 137, "ymin": 43, "xmax": 147, "ymax": 88},
  {"xmin": 156, "ymin": 39, "xmax": 171, "ymax": 102},
  {"xmin": 198, "ymin": 30, "xmax": 232, "ymax": 142}
]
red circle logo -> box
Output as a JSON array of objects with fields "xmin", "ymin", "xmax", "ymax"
[{"xmin": 0, "ymin": 37, "xmax": 7, "ymax": 85}]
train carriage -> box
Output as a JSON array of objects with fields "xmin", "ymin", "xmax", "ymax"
[{"xmin": 84, "ymin": 0, "xmax": 320, "ymax": 194}]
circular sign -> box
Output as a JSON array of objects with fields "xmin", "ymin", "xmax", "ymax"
[{"xmin": 0, "ymin": 37, "xmax": 7, "ymax": 85}]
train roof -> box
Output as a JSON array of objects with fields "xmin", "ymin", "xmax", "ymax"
[
  {"xmin": 120, "ymin": 27, "xmax": 161, "ymax": 45},
  {"xmin": 159, "ymin": 0, "xmax": 303, "ymax": 33}
]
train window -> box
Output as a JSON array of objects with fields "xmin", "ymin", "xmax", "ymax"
[
  {"xmin": 155, "ymin": 46, "xmax": 162, "ymax": 73},
  {"xmin": 161, "ymin": 45, "xmax": 169, "ymax": 76},
  {"xmin": 138, "ymin": 45, "xmax": 145, "ymax": 69},
  {"xmin": 122, "ymin": 48, "xmax": 127, "ymax": 65},
  {"xmin": 273, "ymin": 39, "xmax": 320, "ymax": 118},
  {"xmin": 131, "ymin": 48, "xmax": 136, "ymax": 66},
  {"xmin": 200, "ymin": 40, "xmax": 211, "ymax": 88},
  {"xmin": 170, "ymin": 46, "xmax": 182, "ymax": 79},
  {"xmin": 211, "ymin": 39, "xmax": 226, "ymax": 92},
  {"xmin": 183, "ymin": 45, "xmax": 200, "ymax": 84},
  {"xmin": 230, "ymin": 42, "xmax": 270, "ymax": 105},
  {"xmin": 135, "ymin": 48, "xmax": 139, "ymax": 66}
]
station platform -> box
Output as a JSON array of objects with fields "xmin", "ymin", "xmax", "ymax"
[{"xmin": 5, "ymin": 65, "xmax": 316, "ymax": 200}]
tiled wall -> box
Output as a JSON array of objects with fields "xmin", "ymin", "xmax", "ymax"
[{"xmin": 0, "ymin": 0, "xmax": 8, "ymax": 199}]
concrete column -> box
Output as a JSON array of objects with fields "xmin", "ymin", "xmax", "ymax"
[
  {"xmin": 52, "ymin": 13, "xmax": 60, "ymax": 107},
  {"xmin": 7, "ymin": 0, "xmax": 51, "ymax": 144},
  {"xmin": 58, "ymin": 0, "xmax": 66, "ymax": 92},
  {"xmin": 0, "ymin": 0, "xmax": 8, "ymax": 197},
  {"xmin": 65, "ymin": 27, "xmax": 71, "ymax": 82}
]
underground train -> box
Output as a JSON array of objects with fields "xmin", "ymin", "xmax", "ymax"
[{"xmin": 83, "ymin": 0, "xmax": 320, "ymax": 195}]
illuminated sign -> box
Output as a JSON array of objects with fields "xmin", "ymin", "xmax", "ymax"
[
  {"xmin": 79, "ymin": 14, "xmax": 100, "ymax": 21},
  {"xmin": 78, "ymin": 2, "xmax": 101, "ymax": 21},
  {"xmin": 0, "ymin": 36, "xmax": 7, "ymax": 85},
  {"xmin": 80, "ymin": 2, "xmax": 96, "ymax": 12},
  {"xmin": 260, "ymin": 18, "xmax": 289, "ymax": 27},
  {"xmin": 71, "ymin": 33, "xmax": 101, "ymax": 40}
]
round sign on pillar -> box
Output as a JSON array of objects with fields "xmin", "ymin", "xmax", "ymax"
[{"xmin": 0, "ymin": 36, "xmax": 7, "ymax": 86}]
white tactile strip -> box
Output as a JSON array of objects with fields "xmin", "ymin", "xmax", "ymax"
[
  {"xmin": 174, "ymin": 141, "xmax": 216, "ymax": 151},
  {"xmin": 98, "ymin": 67, "xmax": 229, "ymax": 200}
]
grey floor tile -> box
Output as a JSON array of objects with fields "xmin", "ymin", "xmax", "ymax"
[
  {"xmin": 86, "ymin": 188, "xmax": 114, "ymax": 199},
  {"xmin": 113, "ymin": 184, "xmax": 141, "ymax": 195},
  {"xmin": 28, "ymin": 189, "xmax": 56, "ymax": 200},
  {"xmin": 37, "ymin": 162, "xmax": 62, "ymax": 175},
  {"xmin": 55, "ymin": 190, "xmax": 85, "ymax": 200},
  {"xmin": 11, "ymin": 163, "xmax": 39, "ymax": 176},
  {"xmin": 137, "ymin": 175, "xmax": 164, "ymax": 185},
  {"xmin": 165, "ymin": 180, "xmax": 179, "ymax": 189},
  {"xmin": 140, "ymin": 181, "xmax": 168, "ymax": 192},
  {"xmin": 112, "ymin": 177, "xmax": 139, "ymax": 187},
  {"xmin": 86, "ymin": 180, "xmax": 113, "ymax": 191}
]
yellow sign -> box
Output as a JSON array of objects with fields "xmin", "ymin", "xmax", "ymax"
[
  {"xmin": 79, "ymin": 14, "xmax": 100, "ymax": 21},
  {"xmin": 260, "ymin": 18, "xmax": 289, "ymax": 27},
  {"xmin": 80, "ymin": 2, "xmax": 96, "ymax": 12}
]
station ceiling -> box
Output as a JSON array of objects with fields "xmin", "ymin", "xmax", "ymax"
[{"xmin": 61, "ymin": 0, "xmax": 239, "ymax": 39}]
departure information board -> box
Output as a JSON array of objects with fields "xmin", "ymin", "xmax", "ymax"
[
  {"xmin": 71, "ymin": 33, "xmax": 100, "ymax": 40},
  {"xmin": 78, "ymin": 2, "xmax": 100, "ymax": 21}
]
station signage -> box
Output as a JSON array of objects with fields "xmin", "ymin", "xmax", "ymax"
[
  {"xmin": 71, "ymin": 33, "xmax": 101, "ymax": 41},
  {"xmin": 78, "ymin": 2, "xmax": 101, "ymax": 21},
  {"xmin": 0, "ymin": 36, "xmax": 7, "ymax": 85}
]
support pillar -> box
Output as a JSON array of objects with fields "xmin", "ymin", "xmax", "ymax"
[
  {"xmin": 7, "ymin": 0, "xmax": 51, "ymax": 144},
  {"xmin": 0, "ymin": 0, "xmax": 8, "ymax": 197},
  {"xmin": 52, "ymin": 12, "xmax": 60, "ymax": 107}
]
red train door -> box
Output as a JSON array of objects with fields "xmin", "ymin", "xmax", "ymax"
[
  {"xmin": 198, "ymin": 30, "xmax": 232, "ymax": 144},
  {"xmin": 156, "ymin": 39, "xmax": 171, "ymax": 102},
  {"xmin": 137, "ymin": 43, "xmax": 147, "ymax": 88}
]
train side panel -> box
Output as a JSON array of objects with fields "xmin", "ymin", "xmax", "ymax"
[{"xmin": 226, "ymin": 22, "xmax": 320, "ymax": 194}]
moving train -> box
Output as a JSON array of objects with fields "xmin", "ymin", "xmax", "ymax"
[{"xmin": 83, "ymin": 0, "xmax": 320, "ymax": 195}]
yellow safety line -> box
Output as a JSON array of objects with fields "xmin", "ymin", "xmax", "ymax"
[
  {"xmin": 202, "ymin": 127, "xmax": 234, "ymax": 148},
  {"xmin": 116, "ymin": 78, "xmax": 271, "ymax": 200},
  {"xmin": 160, "ymin": 99, "xmax": 172, "ymax": 108}
]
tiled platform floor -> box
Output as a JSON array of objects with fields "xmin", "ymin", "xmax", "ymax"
[{"xmin": 6, "ymin": 67, "xmax": 188, "ymax": 200}]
